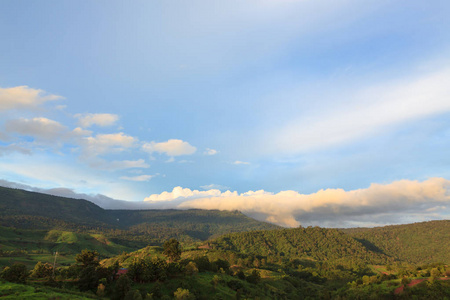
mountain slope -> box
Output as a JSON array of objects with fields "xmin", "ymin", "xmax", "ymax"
[
  {"xmin": 342, "ymin": 220, "xmax": 450, "ymax": 264},
  {"xmin": 206, "ymin": 226, "xmax": 393, "ymax": 265},
  {"xmin": 0, "ymin": 186, "xmax": 114, "ymax": 228},
  {"xmin": 0, "ymin": 186, "xmax": 279, "ymax": 244}
]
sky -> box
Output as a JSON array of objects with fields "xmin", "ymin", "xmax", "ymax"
[{"xmin": 1, "ymin": 0, "xmax": 450, "ymax": 227}]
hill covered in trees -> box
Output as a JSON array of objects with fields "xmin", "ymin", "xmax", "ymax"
[
  {"xmin": 0, "ymin": 186, "xmax": 278, "ymax": 248},
  {"xmin": 205, "ymin": 226, "xmax": 393, "ymax": 267},
  {"xmin": 342, "ymin": 220, "xmax": 450, "ymax": 265},
  {"xmin": 2, "ymin": 186, "xmax": 450, "ymax": 299}
]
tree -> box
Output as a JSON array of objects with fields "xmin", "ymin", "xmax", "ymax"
[
  {"xmin": 76, "ymin": 249, "xmax": 100, "ymax": 268},
  {"xmin": 31, "ymin": 261, "xmax": 53, "ymax": 278},
  {"xmin": 185, "ymin": 262, "xmax": 198, "ymax": 276},
  {"xmin": 0, "ymin": 263, "xmax": 29, "ymax": 283},
  {"xmin": 246, "ymin": 269, "xmax": 260, "ymax": 284},
  {"xmin": 163, "ymin": 238, "xmax": 182, "ymax": 262},
  {"xmin": 430, "ymin": 267, "xmax": 441, "ymax": 278},
  {"xmin": 97, "ymin": 283, "xmax": 106, "ymax": 297},
  {"xmin": 78, "ymin": 265, "xmax": 100, "ymax": 291},
  {"xmin": 125, "ymin": 289, "xmax": 143, "ymax": 300},
  {"xmin": 113, "ymin": 275, "xmax": 132, "ymax": 300},
  {"xmin": 174, "ymin": 287, "xmax": 194, "ymax": 300}
]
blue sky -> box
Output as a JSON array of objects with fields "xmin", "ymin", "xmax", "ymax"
[{"xmin": 1, "ymin": 0, "xmax": 450, "ymax": 227}]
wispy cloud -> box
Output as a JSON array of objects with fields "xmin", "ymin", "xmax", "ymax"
[
  {"xmin": 200, "ymin": 184, "xmax": 230, "ymax": 191},
  {"xmin": 273, "ymin": 68, "xmax": 450, "ymax": 154},
  {"xmin": 0, "ymin": 144, "xmax": 32, "ymax": 156},
  {"xmin": 81, "ymin": 132, "xmax": 137, "ymax": 157},
  {"xmin": 0, "ymin": 86, "xmax": 63, "ymax": 111},
  {"xmin": 233, "ymin": 160, "xmax": 250, "ymax": 165},
  {"xmin": 5, "ymin": 117, "xmax": 68, "ymax": 142},
  {"xmin": 75, "ymin": 113, "xmax": 119, "ymax": 128},
  {"xmin": 120, "ymin": 174, "xmax": 156, "ymax": 182},
  {"xmin": 142, "ymin": 139, "xmax": 196, "ymax": 156},
  {"xmin": 87, "ymin": 159, "xmax": 149, "ymax": 171},
  {"xmin": 204, "ymin": 148, "xmax": 218, "ymax": 155}
]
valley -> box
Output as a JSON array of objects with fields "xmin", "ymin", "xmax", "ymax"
[{"xmin": 0, "ymin": 187, "xmax": 449, "ymax": 299}]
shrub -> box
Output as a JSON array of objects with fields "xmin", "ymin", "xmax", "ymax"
[{"xmin": 0, "ymin": 263, "xmax": 29, "ymax": 283}]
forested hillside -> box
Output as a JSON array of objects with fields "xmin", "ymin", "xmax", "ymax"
[
  {"xmin": 2, "ymin": 186, "xmax": 450, "ymax": 299},
  {"xmin": 342, "ymin": 220, "xmax": 450, "ymax": 264},
  {"xmin": 207, "ymin": 226, "xmax": 393, "ymax": 267},
  {"xmin": 0, "ymin": 186, "xmax": 279, "ymax": 246},
  {"xmin": 0, "ymin": 186, "xmax": 114, "ymax": 228}
]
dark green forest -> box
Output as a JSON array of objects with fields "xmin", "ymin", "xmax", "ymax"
[{"xmin": 1, "ymin": 186, "xmax": 449, "ymax": 299}]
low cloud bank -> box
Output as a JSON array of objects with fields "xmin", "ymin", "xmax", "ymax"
[
  {"xmin": 2, "ymin": 178, "xmax": 449, "ymax": 228},
  {"xmin": 145, "ymin": 178, "xmax": 450, "ymax": 227}
]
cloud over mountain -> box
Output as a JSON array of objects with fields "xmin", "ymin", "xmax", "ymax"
[{"xmin": 146, "ymin": 178, "xmax": 450, "ymax": 227}]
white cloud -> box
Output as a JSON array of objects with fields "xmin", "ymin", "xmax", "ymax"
[
  {"xmin": 75, "ymin": 113, "xmax": 119, "ymax": 128},
  {"xmin": 273, "ymin": 68, "xmax": 450, "ymax": 154},
  {"xmin": 120, "ymin": 174, "xmax": 156, "ymax": 182},
  {"xmin": 72, "ymin": 127, "xmax": 92, "ymax": 137},
  {"xmin": 0, "ymin": 86, "xmax": 63, "ymax": 111},
  {"xmin": 204, "ymin": 148, "xmax": 218, "ymax": 155},
  {"xmin": 142, "ymin": 139, "xmax": 196, "ymax": 156},
  {"xmin": 88, "ymin": 158, "xmax": 149, "ymax": 171},
  {"xmin": 144, "ymin": 178, "xmax": 450, "ymax": 227},
  {"xmin": 233, "ymin": 160, "xmax": 250, "ymax": 165},
  {"xmin": 144, "ymin": 186, "xmax": 235, "ymax": 202},
  {"xmin": 81, "ymin": 132, "xmax": 137, "ymax": 156},
  {"xmin": 200, "ymin": 184, "xmax": 230, "ymax": 191},
  {"xmin": 5, "ymin": 118, "xmax": 68, "ymax": 141}
]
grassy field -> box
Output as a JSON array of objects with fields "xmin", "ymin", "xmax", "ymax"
[{"xmin": 0, "ymin": 281, "xmax": 96, "ymax": 299}]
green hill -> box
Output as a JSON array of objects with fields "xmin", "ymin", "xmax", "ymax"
[
  {"xmin": 205, "ymin": 226, "xmax": 393, "ymax": 266},
  {"xmin": 0, "ymin": 186, "xmax": 114, "ymax": 229},
  {"xmin": 0, "ymin": 186, "xmax": 279, "ymax": 246},
  {"xmin": 342, "ymin": 220, "xmax": 450, "ymax": 264}
]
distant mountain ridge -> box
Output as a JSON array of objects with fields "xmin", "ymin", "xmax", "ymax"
[
  {"xmin": 0, "ymin": 186, "xmax": 279, "ymax": 244},
  {"xmin": 1, "ymin": 186, "xmax": 449, "ymax": 266}
]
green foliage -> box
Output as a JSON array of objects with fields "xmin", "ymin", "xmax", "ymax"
[
  {"xmin": 113, "ymin": 275, "xmax": 132, "ymax": 300},
  {"xmin": 128, "ymin": 256, "xmax": 168, "ymax": 283},
  {"xmin": 75, "ymin": 249, "xmax": 100, "ymax": 268},
  {"xmin": 343, "ymin": 220, "xmax": 450, "ymax": 264},
  {"xmin": 77, "ymin": 265, "xmax": 99, "ymax": 291},
  {"xmin": 208, "ymin": 226, "xmax": 391, "ymax": 267},
  {"xmin": 125, "ymin": 289, "xmax": 143, "ymax": 300},
  {"xmin": 185, "ymin": 261, "xmax": 198, "ymax": 275},
  {"xmin": 0, "ymin": 281, "xmax": 95, "ymax": 299},
  {"xmin": 163, "ymin": 238, "xmax": 182, "ymax": 262},
  {"xmin": 75, "ymin": 249, "xmax": 115, "ymax": 292},
  {"xmin": 173, "ymin": 287, "xmax": 195, "ymax": 300},
  {"xmin": 1, "ymin": 186, "xmax": 449, "ymax": 299},
  {"xmin": 246, "ymin": 269, "xmax": 260, "ymax": 284},
  {"xmin": 31, "ymin": 261, "xmax": 53, "ymax": 278},
  {"xmin": 0, "ymin": 263, "xmax": 29, "ymax": 283}
]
